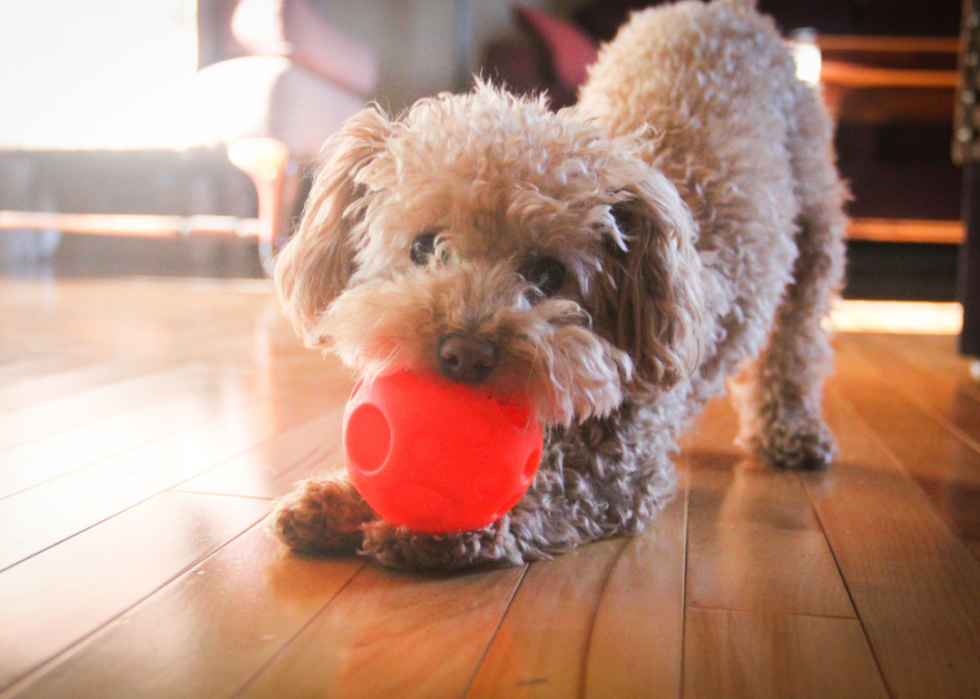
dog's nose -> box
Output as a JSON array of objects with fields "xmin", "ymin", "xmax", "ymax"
[{"xmin": 438, "ymin": 334, "xmax": 497, "ymax": 383}]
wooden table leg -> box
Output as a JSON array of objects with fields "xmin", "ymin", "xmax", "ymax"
[
  {"xmin": 228, "ymin": 138, "xmax": 301, "ymax": 274},
  {"xmin": 959, "ymin": 163, "xmax": 980, "ymax": 358}
]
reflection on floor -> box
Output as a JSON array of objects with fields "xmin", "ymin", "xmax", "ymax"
[{"xmin": 0, "ymin": 278, "xmax": 978, "ymax": 699}]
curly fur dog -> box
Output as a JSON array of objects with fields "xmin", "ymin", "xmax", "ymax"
[{"xmin": 268, "ymin": 0, "xmax": 847, "ymax": 569}]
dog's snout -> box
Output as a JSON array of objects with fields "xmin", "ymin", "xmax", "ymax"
[{"xmin": 438, "ymin": 334, "xmax": 497, "ymax": 384}]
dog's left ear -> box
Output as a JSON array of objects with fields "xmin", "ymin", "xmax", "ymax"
[
  {"xmin": 590, "ymin": 171, "xmax": 705, "ymax": 396},
  {"xmin": 274, "ymin": 107, "xmax": 392, "ymax": 344}
]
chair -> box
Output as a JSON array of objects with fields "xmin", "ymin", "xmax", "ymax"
[{"xmin": 0, "ymin": 0, "xmax": 377, "ymax": 273}]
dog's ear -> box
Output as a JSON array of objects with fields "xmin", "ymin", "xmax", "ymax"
[
  {"xmin": 274, "ymin": 107, "xmax": 392, "ymax": 343},
  {"xmin": 590, "ymin": 172, "xmax": 705, "ymax": 395}
]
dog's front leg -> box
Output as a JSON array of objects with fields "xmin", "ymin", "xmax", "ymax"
[
  {"xmin": 359, "ymin": 518, "xmax": 527, "ymax": 569},
  {"xmin": 359, "ymin": 404, "xmax": 679, "ymax": 570},
  {"xmin": 268, "ymin": 471, "xmax": 556, "ymax": 568},
  {"xmin": 268, "ymin": 470, "xmax": 378, "ymax": 554},
  {"xmin": 266, "ymin": 458, "xmax": 599, "ymax": 568}
]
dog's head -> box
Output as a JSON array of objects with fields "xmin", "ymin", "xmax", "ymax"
[{"xmin": 275, "ymin": 84, "xmax": 704, "ymax": 427}]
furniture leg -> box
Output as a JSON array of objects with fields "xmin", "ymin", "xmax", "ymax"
[
  {"xmin": 959, "ymin": 163, "xmax": 980, "ymax": 358},
  {"xmin": 228, "ymin": 137, "xmax": 301, "ymax": 274}
]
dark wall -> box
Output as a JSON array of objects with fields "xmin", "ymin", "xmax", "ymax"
[
  {"xmin": 758, "ymin": 0, "xmax": 961, "ymax": 36},
  {"xmin": 575, "ymin": 0, "xmax": 961, "ymax": 41}
]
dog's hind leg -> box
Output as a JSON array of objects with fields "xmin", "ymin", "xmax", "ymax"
[
  {"xmin": 732, "ymin": 83, "xmax": 848, "ymax": 470},
  {"xmin": 268, "ymin": 471, "xmax": 379, "ymax": 554}
]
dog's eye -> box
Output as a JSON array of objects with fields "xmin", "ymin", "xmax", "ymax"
[
  {"xmin": 522, "ymin": 257, "xmax": 566, "ymax": 297},
  {"xmin": 410, "ymin": 232, "xmax": 437, "ymax": 266}
]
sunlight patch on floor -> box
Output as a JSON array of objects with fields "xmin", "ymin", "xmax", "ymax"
[{"xmin": 826, "ymin": 300, "xmax": 962, "ymax": 335}]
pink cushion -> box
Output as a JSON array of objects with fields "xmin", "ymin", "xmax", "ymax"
[
  {"xmin": 514, "ymin": 6, "xmax": 598, "ymax": 94},
  {"xmin": 232, "ymin": 0, "xmax": 377, "ymax": 97},
  {"xmin": 186, "ymin": 56, "xmax": 366, "ymax": 160}
]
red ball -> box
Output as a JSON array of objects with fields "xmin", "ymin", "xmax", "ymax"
[{"xmin": 343, "ymin": 371, "xmax": 543, "ymax": 534}]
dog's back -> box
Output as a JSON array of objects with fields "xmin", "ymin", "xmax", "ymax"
[{"xmin": 578, "ymin": 0, "xmax": 847, "ymax": 466}]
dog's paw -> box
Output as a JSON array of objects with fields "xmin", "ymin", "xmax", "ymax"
[
  {"xmin": 267, "ymin": 475, "xmax": 376, "ymax": 554},
  {"xmin": 753, "ymin": 416, "xmax": 836, "ymax": 470},
  {"xmin": 360, "ymin": 518, "xmax": 527, "ymax": 570}
]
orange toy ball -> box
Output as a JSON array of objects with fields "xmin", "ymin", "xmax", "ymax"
[{"xmin": 343, "ymin": 371, "xmax": 543, "ymax": 534}]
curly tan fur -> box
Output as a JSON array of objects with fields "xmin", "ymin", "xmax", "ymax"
[{"xmin": 268, "ymin": 0, "xmax": 847, "ymax": 569}]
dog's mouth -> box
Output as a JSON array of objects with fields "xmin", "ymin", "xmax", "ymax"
[{"xmin": 314, "ymin": 263, "xmax": 632, "ymax": 426}]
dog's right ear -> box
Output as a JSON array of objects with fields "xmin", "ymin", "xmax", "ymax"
[
  {"xmin": 588, "ymin": 170, "xmax": 705, "ymax": 398},
  {"xmin": 274, "ymin": 107, "xmax": 392, "ymax": 344}
]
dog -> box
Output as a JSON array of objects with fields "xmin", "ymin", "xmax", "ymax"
[{"xmin": 267, "ymin": 0, "xmax": 847, "ymax": 569}]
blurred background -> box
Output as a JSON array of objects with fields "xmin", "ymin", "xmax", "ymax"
[{"xmin": 0, "ymin": 0, "xmax": 965, "ymax": 303}]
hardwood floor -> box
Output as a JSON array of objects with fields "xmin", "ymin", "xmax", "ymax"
[{"xmin": 0, "ymin": 277, "xmax": 978, "ymax": 699}]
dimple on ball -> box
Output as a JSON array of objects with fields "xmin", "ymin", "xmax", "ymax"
[{"xmin": 343, "ymin": 371, "xmax": 543, "ymax": 534}]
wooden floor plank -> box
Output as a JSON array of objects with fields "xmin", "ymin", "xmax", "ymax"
[
  {"xmin": 680, "ymin": 399, "xmax": 854, "ymax": 618},
  {"xmin": 887, "ymin": 334, "xmax": 980, "ymax": 402},
  {"xmin": 831, "ymin": 338, "xmax": 980, "ymax": 556},
  {"xmin": 0, "ymin": 380, "xmax": 265, "ymax": 500},
  {"xmin": 173, "ymin": 405, "xmax": 347, "ymax": 499},
  {"xmin": 0, "ymin": 283, "xmax": 281, "ymax": 416},
  {"xmin": 3, "ymin": 524, "xmax": 364, "ymax": 699},
  {"xmin": 0, "ymin": 359, "xmax": 176, "ymax": 416},
  {"xmin": 0, "ymin": 397, "xmax": 304, "ymax": 573},
  {"xmin": 807, "ymin": 383, "xmax": 980, "ymax": 699},
  {"xmin": 842, "ymin": 333, "xmax": 980, "ymax": 447},
  {"xmin": 582, "ymin": 477, "xmax": 688, "ymax": 699},
  {"xmin": 239, "ymin": 563, "xmax": 527, "ymax": 699},
  {"xmin": 682, "ymin": 608, "xmax": 889, "ymax": 699},
  {"xmin": 686, "ymin": 452, "xmax": 855, "ymax": 617},
  {"xmin": 4, "ymin": 279, "xmax": 980, "ymax": 698},
  {"xmin": 0, "ymin": 365, "xmax": 224, "ymax": 453},
  {"xmin": 0, "ymin": 492, "xmax": 268, "ymax": 692},
  {"xmin": 0, "ymin": 354, "xmax": 94, "ymax": 388},
  {"xmin": 0, "ymin": 332, "xmax": 263, "ymax": 417},
  {"xmin": 464, "ymin": 539, "xmax": 626, "ymax": 699}
]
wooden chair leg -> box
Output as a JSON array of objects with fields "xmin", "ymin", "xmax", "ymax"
[
  {"xmin": 958, "ymin": 163, "xmax": 980, "ymax": 358},
  {"xmin": 228, "ymin": 138, "xmax": 301, "ymax": 274}
]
